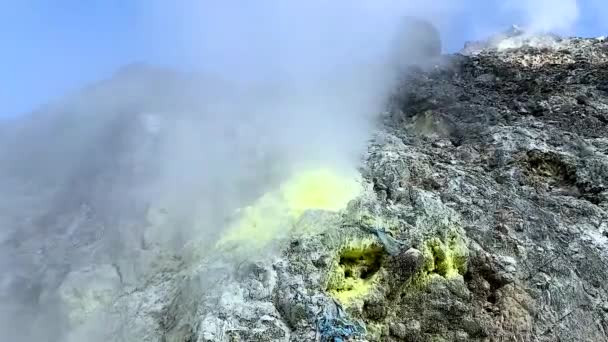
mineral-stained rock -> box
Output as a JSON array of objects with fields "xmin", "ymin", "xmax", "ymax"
[
  {"xmin": 65, "ymin": 32, "xmax": 608, "ymax": 341},
  {"xmin": 3, "ymin": 29, "xmax": 608, "ymax": 342},
  {"xmin": 374, "ymin": 31, "xmax": 608, "ymax": 341}
]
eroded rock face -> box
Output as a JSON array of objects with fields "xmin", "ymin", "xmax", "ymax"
[
  {"xmin": 194, "ymin": 32, "xmax": 607, "ymax": 341},
  {"xmin": 374, "ymin": 33, "xmax": 608, "ymax": 341},
  {"xmin": 3, "ymin": 32, "xmax": 608, "ymax": 342}
]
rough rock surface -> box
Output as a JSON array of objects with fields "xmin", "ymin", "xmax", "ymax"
[
  {"xmin": 367, "ymin": 32, "xmax": 608, "ymax": 341},
  {"xmin": 2, "ymin": 30, "xmax": 608, "ymax": 342},
  {"xmin": 110, "ymin": 32, "xmax": 607, "ymax": 341}
]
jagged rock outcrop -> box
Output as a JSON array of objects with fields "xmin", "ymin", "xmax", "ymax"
[
  {"xmin": 364, "ymin": 33, "xmax": 608, "ymax": 341},
  {"xmin": 2, "ymin": 30, "xmax": 607, "ymax": 342},
  {"xmin": 123, "ymin": 32, "xmax": 607, "ymax": 342},
  {"xmin": 187, "ymin": 32, "xmax": 608, "ymax": 342}
]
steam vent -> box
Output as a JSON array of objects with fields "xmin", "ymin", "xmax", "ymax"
[{"xmin": 2, "ymin": 21, "xmax": 608, "ymax": 342}]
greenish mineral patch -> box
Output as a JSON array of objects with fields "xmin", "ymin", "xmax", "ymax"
[
  {"xmin": 326, "ymin": 239, "xmax": 385, "ymax": 307},
  {"xmin": 412, "ymin": 231, "xmax": 469, "ymax": 287}
]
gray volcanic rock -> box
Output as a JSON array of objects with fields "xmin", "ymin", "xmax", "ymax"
[
  {"xmin": 0, "ymin": 66, "xmax": 291, "ymax": 342},
  {"xmin": 2, "ymin": 32, "xmax": 608, "ymax": 342},
  {"xmin": 375, "ymin": 33, "xmax": 608, "ymax": 341},
  {"xmin": 144, "ymin": 33, "xmax": 607, "ymax": 341}
]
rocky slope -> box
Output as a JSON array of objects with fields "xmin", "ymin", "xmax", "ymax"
[
  {"xmin": 369, "ymin": 33, "xmax": 608, "ymax": 341},
  {"xmin": 2, "ymin": 31, "xmax": 608, "ymax": 342}
]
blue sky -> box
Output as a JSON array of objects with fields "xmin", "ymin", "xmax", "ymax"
[{"xmin": 0, "ymin": 1, "xmax": 606, "ymax": 117}]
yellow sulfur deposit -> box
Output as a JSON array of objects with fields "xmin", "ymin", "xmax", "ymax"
[
  {"xmin": 409, "ymin": 232, "xmax": 469, "ymax": 288},
  {"xmin": 217, "ymin": 168, "xmax": 361, "ymax": 249},
  {"xmin": 326, "ymin": 239, "xmax": 384, "ymax": 307},
  {"xmin": 281, "ymin": 168, "xmax": 361, "ymax": 214},
  {"xmin": 422, "ymin": 234, "xmax": 468, "ymax": 279}
]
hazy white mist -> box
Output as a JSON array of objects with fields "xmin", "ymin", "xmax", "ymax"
[{"xmin": 0, "ymin": 1, "xmax": 605, "ymax": 341}]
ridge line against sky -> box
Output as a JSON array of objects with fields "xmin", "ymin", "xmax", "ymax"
[{"xmin": 1, "ymin": 0, "xmax": 606, "ymax": 118}]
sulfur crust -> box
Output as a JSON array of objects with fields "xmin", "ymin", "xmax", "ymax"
[
  {"xmin": 412, "ymin": 232, "xmax": 469, "ymax": 288},
  {"xmin": 217, "ymin": 168, "xmax": 362, "ymax": 249},
  {"xmin": 326, "ymin": 239, "xmax": 383, "ymax": 307}
]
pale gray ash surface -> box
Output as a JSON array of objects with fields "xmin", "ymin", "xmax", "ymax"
[{"xmin": 1, "ymin": 29, "xmax": 607, "ymax": 342}]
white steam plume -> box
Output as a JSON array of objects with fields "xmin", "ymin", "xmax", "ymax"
[
  {"xmin": 503, "ymin": 0, "xmax": 580, "ymax": 33},
  {"xmin": 0, "ymin": 1, "xmax": 599, "ymax": 341}
]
